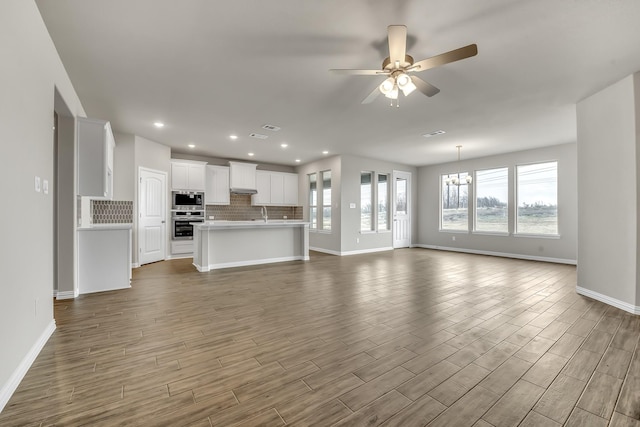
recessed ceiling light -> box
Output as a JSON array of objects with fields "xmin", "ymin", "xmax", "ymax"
[
  {"xmin": 281, "ymin": 143, "xmax": 288, "ymax": 148},
  {"xmin": 230, "ymin": 135, "xmax": 238, "ymax": 140},
  {"xmin": 295, "ymin": 159, "xmax": 301, "ymax": 163},
  {"xmin": 154, "ymin": 122, "xmax": 164, "ymax": 128},
  {"xmin": 322, "ymin": 150, "xmax": 329, "ymax": 155},
  {"xmin": 188, "ymin": 144, "xmax": 195, "ymax": 149},
  {"xmin": 248, "ymin": 152, "xmax": 255, "ymax": 157}
]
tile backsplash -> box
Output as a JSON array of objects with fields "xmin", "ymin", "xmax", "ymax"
[
  {"xmin": 92, "ymin": 200, "xmax": 133, "ymax": 224},
  {"xmin": 206, "ymin": 194, "xmax": 302, "ymax": 221}
]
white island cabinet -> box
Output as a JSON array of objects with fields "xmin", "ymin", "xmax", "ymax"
[{"xmin": 193, "ymin": 221, "xmax": 309, "ymax": 271}]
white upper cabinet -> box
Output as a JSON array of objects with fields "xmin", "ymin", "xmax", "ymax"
[
  {"xmin": 77, "ymin": 117, "xmax": 114, "ymax": 200},
  {"xmin": 205, "ymin": 165, "xmax": 230, "ymax": 205},
  {"xmin": 252, "ymin": 171, "xmax": 298, "ymax": 206},
  {"xmin": 229, "ymin": 162, "xmax": 257, "ymax": 192},
  {"xmin": 171, "ymin": 160, "xmax": 206, "ymax": 191}
]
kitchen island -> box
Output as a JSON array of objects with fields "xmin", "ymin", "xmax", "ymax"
[{"xmin": 193, "ymin": 221, "xmax": 309, "ymax": 272}]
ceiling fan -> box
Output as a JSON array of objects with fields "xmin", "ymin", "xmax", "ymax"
[{"xmin": 330, "ymin": 25, "xmax": 478, "ymax": 105}]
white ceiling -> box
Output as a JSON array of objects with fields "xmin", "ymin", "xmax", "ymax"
[{"xmin": 36, "ymin": 0, "xmax": 640, "ymax": 166}]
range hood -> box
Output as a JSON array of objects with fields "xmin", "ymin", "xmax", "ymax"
[
  {"xmin": 230, "ymin": 187, "xmax": 257, "ymax": 195},
  {"xmin": 228, "ymin": 161, "xmax": 258, "ymax": 195}
]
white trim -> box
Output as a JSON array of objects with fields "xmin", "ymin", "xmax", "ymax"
[
  {"xmin": 340, "ymin": 247, "xmax": 394, "ymax": 256},
  {"xmin": 309, "ymin": 246, "xmax": 341, "ymax": 256},
  {"xmin": 194, "ymin": 255, "xmax": 308, "ymax": 272},
  {"xmin": 309, "ymin": 246, "xmax": 394, "ymax": 257},
  {"xmin": 166, "ymin": 254, "xmax": 193, "ymax": 260},
  {"xmin": 576, "ymin": 286, "xmax": 640, "ymax": 315},
  {"xmin": 0, "ymin": 320, "xmax": 56, "ymax": 413},
  {"xmin": 55, "ymin": 290, "xmax": 76, "ymax": 300},
  {"xmin": 131, "ymin": 262, "xmax": 140, "ymax": 268},
  {"xmin": 415, "ymin": 244, "xmax": 576, "ymax": 265}
]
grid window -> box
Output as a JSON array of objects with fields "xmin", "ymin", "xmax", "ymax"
[
  {"xmin": 475, "ymin": 167, "xmax": 508, "ymax": 233},
  {"xmin": 377, "ymin": 174, "xmax": 389, "ymax": 230},
  {"xmin": 308, "ymin": 173, "xmax": 317, "ymax": 229},
  {"xmin": 516, "ymin": 161, "xmax": 558, "ymax": 235},
  {"xmin": 441, "ymin": 173, "xmax": 469, "ymax": 231},
  {"xmin": 321, "ymin": 170, "xmax": 331, "ymax": 231},
  {"xmin": 361, "ymin": 172, "xmax": 373, "ymax": 231}
]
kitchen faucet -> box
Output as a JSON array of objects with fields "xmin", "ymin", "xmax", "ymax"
[{"xmin": 261, "ymin": 206, "xmax": 268, "ymax": 222}]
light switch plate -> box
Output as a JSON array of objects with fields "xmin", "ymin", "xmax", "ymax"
[
  {"xmin": 34, "ymin": 176, "xmax": 41, "ymax": 193},
  {"xmin": 349, "ymin": 203, "xmax": 356, "ymax": 209},
  {"xmin": 43, "ymin": 179, "xmax": 49, "ymax": 195}
]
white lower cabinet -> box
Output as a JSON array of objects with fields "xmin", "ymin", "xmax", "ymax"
[
  {"xmin": 171, "ymin": 240, "xmax": 193, "ymax": 255},
  {"xmin": 78, "ymin": 225, "xmax": 132, "ymax": 294}
]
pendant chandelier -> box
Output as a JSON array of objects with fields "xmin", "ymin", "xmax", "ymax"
[{"xmin": 445, "ymin": 145, "xmax": 472, "ymax": 186}]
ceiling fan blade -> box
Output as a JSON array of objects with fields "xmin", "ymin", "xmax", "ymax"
[
  {"xmin": 361, "ymin": 85, "xmax": 381, "ymax": 104},
  {"xmin": 329, "ymin": 69, "xmax": 388, "ymax": 75},
  {"xmin": 411, "ymin": 44, "xmax": 478, "ymax": 72},
  {"xmin": 387, "ymin": 25, "xmax": 407, "ymax": 65},
  {"xmin": 411, "ymin": 76, "xmax": 440, "ymax": 97}
]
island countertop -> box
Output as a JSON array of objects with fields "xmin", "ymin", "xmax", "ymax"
[
  {"xmin": 193, "ymin": 221, "xmax": 309, "ymax": 271},
  {"xmin": 194, "ymin": 220, "xmax": 309, "ymax": 230}
]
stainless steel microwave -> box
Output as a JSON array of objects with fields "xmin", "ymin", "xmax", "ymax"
[{"xmin": 172, "ymin": 191, "xmax": 204, "ymax": 210}]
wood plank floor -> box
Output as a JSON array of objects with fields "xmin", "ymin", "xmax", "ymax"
[{"xmin": 2, "ymin": 249, "xmax": 639, "ymax": 426}]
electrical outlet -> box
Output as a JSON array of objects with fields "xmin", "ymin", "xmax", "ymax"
[
  {"xmin": 209, "ymin": 215, "xmax": 215, "ymax": 220},
  {"xmin": 43, "ymin": 179, "xmax": 49, "ymax": 195},
  {"xmin": 34, "ymin": 176, "xmax": 41, "ymax": 193},
  {"xmin": 356, "ymin": 237, "xmax": 360, "ymax": 243},
  {"xmin": 283, "ymin": 215, "xmax": 288, "ymax": 219},
  {"xmin": 452, "ymin": 236, "xmax": 456, "ymax": 241},
  {"xmin": 349, "ymin": 203, "xmax": 356, "ymax": 209}
]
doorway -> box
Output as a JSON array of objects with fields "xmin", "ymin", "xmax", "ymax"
[
  {"xmin": 53, "ymin": 89, "xmax": 77, "ymax": 299},
  {"xmin": 392, "ymin": 170, "xmax": 411, "ymax": 248},
  {"xmin": 138, "ymin": 167, "xmax": 167, "ymax": 265}
]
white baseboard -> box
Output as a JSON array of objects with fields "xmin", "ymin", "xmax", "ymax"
[
  {"xmin": 415, "ymin": 244, "xmax": 577, "ymax": 265},
  {"xmin": 194, "ymin": 256, "xmax": 308, "ymax": 272},
  {"xmin": 55, "ymin": 290, "xmax": 76, "ymax": 300},
  {"xmin": 131, "ymin": 262, "xmax": 140, "ymax": 268},
  {"xmin": 166, "ymin": 254, "xmax": 193, "ymax": 260},
  {"xmin": 576, "ymin": 286, "xmax": 640, "ymax": 315},
  {"xmin": 0, "ymin": 319, "xmax": 56, "ymax": 413},
  {"xmin": 310, "ymin": 246, "xmax": 394, "ymax": 257},
  {"xmin": 309, "ymin": 247, "xmax": 341, "ymax": 256}
]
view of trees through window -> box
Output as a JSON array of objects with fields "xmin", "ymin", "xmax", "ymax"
[
  {"xmin": 377, "ymin": 174, "xmax": 389, "ymax": 230},
  {"xmin": 361, "ymin": 172, "xmax": 373, "ymax": 231},
  {"xmin": 475, "ymin": 168, "xmax": 508, "ymax": 233},
  {"xmin": 308, "ymin": 173, "xmax": 317, "ymax": 229},
  {"xmin": 517, "ymin": 161, "xmax": 558, "ymax": 235},
  {"xmin": 441, "ymin": 173, "xmax": 469, "ymax": 230}
]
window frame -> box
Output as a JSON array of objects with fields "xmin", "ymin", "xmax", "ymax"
[
  {"xmin": 360, "ymin": 171, "xmax": 374, "ymax": 232},
  {"xmin": 514, "ymin": 160, "xmax": 559, "ymax": 237},
  {"xmin": 308, "ymin": 173, "xmax": 317, "ymax": 230},
  {"xmin": 473, "ymin": 166, "xmax": 509, "ymax": 235},
  {"xmin": 440, "ymin": 172, "xmax": 471, "ymax": 232},
  {"xmin": 376, "ymin": 173, "xmax": 391, "ymax": 232},
  {"xmin": 320, "ymin": 169, "xmax": 332, "ymax": 232}
]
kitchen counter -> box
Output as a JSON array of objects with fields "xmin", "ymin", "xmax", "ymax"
[{"xmin": 193, "ymin": 221, "xmax": 309, "ymax": 271}]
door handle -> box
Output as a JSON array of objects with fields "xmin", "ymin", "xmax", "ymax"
[{"xmin": 161, "ymin": 220, "xmax": 166, "ymax": 224}]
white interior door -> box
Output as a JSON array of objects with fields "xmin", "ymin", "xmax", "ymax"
[
  {"xmin": 393, "ymin": 170, "xmax": 411, "ymax": 248},
  {"xmin": 139, "ymin": 168, "xmax": 167, "ymax": 265}
]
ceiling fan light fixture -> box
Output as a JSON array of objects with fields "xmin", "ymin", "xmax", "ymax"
[
  {"xmin": 379, "ymin": 77, "xmax": 395, "ymax": 95},
  {"xmin": 385, "ymin": 84, "xmax": 399, "ymax": 99},
  {"xmin": 396, "ymin": 73, "xmax": 417, "ymax": 96}
]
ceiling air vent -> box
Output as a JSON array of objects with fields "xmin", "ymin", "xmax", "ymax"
[
  {"xmin": 262, "ymin": 124, "xmax": 281, "ymax": 131},
  {"xmin": 423, "ymin": 130, "xmax": 446, "ymax": 138},
  {"xmin": 249, "ymin": 133, "xmax": 268, "ymax": 139}
]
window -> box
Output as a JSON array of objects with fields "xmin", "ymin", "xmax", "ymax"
[
  {"xmin": 308, "ymin": 173, "xmax": 317, "ymax": 229},
  {"xmin": 516, "ymin": 161, "xmax": 558, "ymax": 235},
  {"xmin": 441, "ymin": 173, "xmax": 469, "ymax": 231},
  {"xmin": 321, "ymin": 170, "xmax": 331, "ymax": 231},
  {"xmin": 361, "ymin": 172, "xmax": 373, "ymax": 231},
  {"xmin": 377, "ymin": 174, "xmax": 390, "ymax": 230},
  {"xmin": 475, "ymin": 167, "xmax": 508, "ymax": 233}
]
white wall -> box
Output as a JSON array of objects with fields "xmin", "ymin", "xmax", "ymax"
[
  {"xmin": 340, "ymin": 154, "xmax": 418, "ymax": 254},
  {"xmin": 296, "ymin": 155, "xmax": 342, "ymax": 254},
  {"xmin": 113, "ymin": 132, "xmax": 135, "ymax": 201},
  {"xmin": 577, "ymin": 74, "xmax": 639, "ymax": 311},
  {"xmin": 0, "ymin": 0, "xmax": 85, "ymax": 410},
  {"xmin": 417, "ymin": 143, "xmax": 577, "ymax": 263}
]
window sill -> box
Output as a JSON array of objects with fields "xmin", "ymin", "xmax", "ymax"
[
  {"xmin": 311, "ymin": 229, "xmax": 332, "ymax": 235},
  {"xmin": 360, "ymin": 230, "xmax": 376, "ymax": 235},
  {"xmin": 472, "ymin": 231, "xmax": 510, "ymax": 237},
  {"xmin": 439, "ymin": 229, "xmax": 469, "ymax": 234},
  {"xmin": 513, "ymin": 233, "xmax": 561, "ymax": 239}
]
